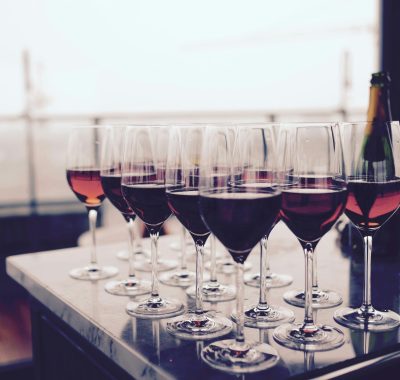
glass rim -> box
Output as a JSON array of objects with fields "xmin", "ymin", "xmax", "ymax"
[
  {"xmin": 339, "ymin": 120, "xmax": 400, "ymax": 126},
  {"xmin": 279, "ymin": 122, "xmax": 338, "ymax": 127}
]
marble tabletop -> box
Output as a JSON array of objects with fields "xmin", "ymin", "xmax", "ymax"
[{"xmin": 6, "ymin": 222, "xmax": 400, "ymax": 379}]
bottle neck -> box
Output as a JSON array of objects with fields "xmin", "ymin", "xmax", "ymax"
[{"xmin": 367, "ymin": 86, "xmax": 392, "ymax": 123}]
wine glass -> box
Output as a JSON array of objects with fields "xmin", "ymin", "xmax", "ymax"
[
  {"xmin": 273, "ymin": 123, "xmax": 346, "ymax": 351},
  {"xmin": 100, "ymin": 126, "xmax": 151, "ymax": 296},
  {"xmin": 66, "ymin": 125, "xmax": 118, "ymax": 280},
  {"xmin": 200, "ymin": 125, "xmax": 280, "ymax": 373},
  {"xmin": 243, "ymin": 123, "xmax": 293, "ymax": 289},
  {"xmin": 159, "ymin": 225, "xmax": 196, "ymax": 287},
  {"xmin": 165, "ymin": 125, "xmax": 232, "ymax": 340},
  {"xmin": 334, "ymin": 121, "xmax": 400, "ymax": 331},
  {"xmin": 279, "ymin": 121, "xmax": 341, "ymax": 309},
  {"xmin": 121, "ymin": 125, "xmax": 184, "ymax": 318},
  {"xmin": 231, "ymin": 124, "xmax": 294, "ymax": 328}
]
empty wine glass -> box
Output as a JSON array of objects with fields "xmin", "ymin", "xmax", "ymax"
[
  {"xmin": 334, "ymin": 121, "xmax": 400, "ymax": 331},
  {"xmin": 66, "ymin": 125, "xmax": 118, "ymax": 280},
  {"xmin": 231, "ymin": 124, "xmax": 294, "ymax": 328},
  {"xmin": 100, "ymin": 126, "xmax": 151, "ymax": 296},
  {"xmin": 165, "ymin": 125, "xmax": 232, "ymax": 340},
  {"xmin": 273, "ymin": 123, "xmax": 346, "ymax": 351},
  {"xmin": 243, "ymin": 123, "xmax": 293, "ymax": 289},
  {"xmin": 121, "ymin": 125, "xmax": 184, "ymax": 318},
  {"xmin": 200, "ymin": 125, "xmax": 280, "ymax": 373}
]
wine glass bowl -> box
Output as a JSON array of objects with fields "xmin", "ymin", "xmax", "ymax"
[
  {"xmin": 121, "ymin": 125, "xmax": 184, "ymax": 318},
  {"xmin": 66, "ymin": 125, "xmax": 118, "ymax": 281},
  {"xmin": 229, "ymin": 123, "xmax": 294, "ymax": 329},
  {"xmin": 100, "ymin": 126, "xmax": 151, "ymax": 296},
  {"xmin": 199, "ymin": 125, "xmax": 280, "ymax": 373},
  {"xmin": 165, "ymin": 125, "xmax": 233, "ymax": 340},
  {"xmin": 334, "ymin": 121, "xmax": 400, "ymax": 331}
]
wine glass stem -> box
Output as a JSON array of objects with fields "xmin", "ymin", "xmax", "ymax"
[
  {"xmin": 303, "ymin": 243, "xmax": 317, "ymax": 330},
  {"xmin": 180, "ymin": 226, "xmax": 187, "ymax": 271},
  {"xmin": 127, "ymin": 218, "xmax": 136, "ymax": 278},
  {"xmin": 259, "ymin": 237, "xmax": 270, "ymax": 308},
  {"xmin": 312, "ymin": 250, "xmax": 318, "ymax": 290},
  {"xmin": 88, "ymin": 208, "xmax": 98, "ymax": 266},
  {"xmin": 194, "ymin": 241, "xmax": 205, "ymax": 314},
  {"xmin": 150, "ymin": 232, "xmax": 160, "ymax": 298},
  {"xmin": 210, "ymin": 235, "xmax": 218, "ymax": 283},
  {"xmin": 264, "ymin": 239, "xmax": 272, "ymax": 278},
  {"xmin": 133, "ymin": 219, "xmax": 143, "ymax": 252},
  {"xmin": 361, "ymin": 235, "xmax": 373, "ymax": 314},
  {"xmin": 236, "ymin": 263, "xmax": 245, "ymax": 344}
]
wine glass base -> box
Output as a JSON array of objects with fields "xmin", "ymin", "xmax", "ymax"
[
  {"xmin": 334, "ymin": 307, "xmax": 400, "ymax": 332},
  {"xmin": 283, "ymin": 288, "xmax": 342, "ymax": 309},
  {"xmin": 116, "ymin": 249, "xmax": 150, "ymax": 261},
  {"xmin": 104, "ymin": 278, "xmax": 151, "ymax": 296},
  {"xmin": 273, "ymin": 322, "xmax": 344, "ymax": 352},
  {"xmin": 166, "ymin": 311, "xmax": 233, "ymax": 340},
  {"xmin": 69, "ymin": 265, "xmax": 118, "ymax": 281},
  {"xmin": 126, "ymin": 296, "xmax": 185, "ymax": 319},
  {"xmin": 134, "ymin": 259, "xmax": 178, "ymax": 272},
  {"xmin": 205, "ymin": 260, "xmax": 252, "ymax": 275},
  {"xmin": 201, "ymin": 339, "xmax": 280, "ymax": 374},
  {"xmin": 244, "ymin": 272, "xmax": 293, "ymax": 288},
  {"xmin": 232, "ymin": 304, "xmax": 295, "ymax": 329},
  {"xmin": 186, "ymin": 282, "xmax": 236, "ymax": 302},
  {"xmin": 159, "ymin": 270, "xmax": 196, "ymax": 287}
]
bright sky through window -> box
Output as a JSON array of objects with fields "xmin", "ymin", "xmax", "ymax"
[{"xmin": 0, "ymin": 0, "xmax": 377, "ymax": 114}]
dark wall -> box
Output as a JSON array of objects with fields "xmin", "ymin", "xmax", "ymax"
[{"xmin": 381, "ymin": 0, "xmax": 400, "ymax": 120}]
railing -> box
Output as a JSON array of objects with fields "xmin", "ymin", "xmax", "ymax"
[{"xmin": 0, "ymin": 108, "xmax": 365, "ymax": 216}]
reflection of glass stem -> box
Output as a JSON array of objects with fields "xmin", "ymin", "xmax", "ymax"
[
  {"xmin": 131, "ymin": 314, "xmax": 137, "ymax": 342},
  {"xmin": 152, "ymin": 320, "xmax": 160, "ymax": 364},
  {"xmin": 304, "ymin": 351, "xmax": 315, "ymax": 372},
  {"xmin": 363, "ymin": 331, "xmax": 370, "ymax": 355},
  {"xmin": 259, "ymin": 328, "xmax": 270, "ymax": 344},
  {"xmin": 196, "ymin": 341, "xmax": 204, "ymax": 360}
]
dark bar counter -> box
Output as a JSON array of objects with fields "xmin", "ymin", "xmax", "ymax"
[{"xmin": 6, "ymin": 222, "xmax": 400, "ymax": 379}]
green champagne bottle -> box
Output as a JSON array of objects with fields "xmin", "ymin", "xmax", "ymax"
[{"xmin": 341, "ymin": 71, "xmax": 400, "ymax": 258}]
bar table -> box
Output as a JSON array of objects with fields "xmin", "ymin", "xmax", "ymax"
[{"xmin": 6, "ymin": 223, "xmax": 400, "ymax": 379}]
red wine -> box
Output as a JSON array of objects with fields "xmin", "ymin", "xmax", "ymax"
[
  {"xmin": 200, "ymin": 189, "xmax": 281, "ymax": 263},
  {"xmin": 121, "ymin": 183, "xmax": 171, "ymax": 230},
  {"xmin": 66, "ymin": 169, "xmax": 105, "ymax": 207},
  {"xmin": 281, "ymin": 187, "xmax": 347, "ymax": 243},
  {"xmin": 345, "ymin": 179, "xmax": 400, "ymax": 233},
  {"xmin": 167, "ymin": 189, "xmax": 210, "ymax": 240},
  {"xmin": 101, "ymin": 174, "xmax": 135, "ymax": 221}
]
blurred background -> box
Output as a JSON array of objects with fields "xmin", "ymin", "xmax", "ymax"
[{"xmin": 0, "ymin": 0, "xmax": 393, "ymax": 377}]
